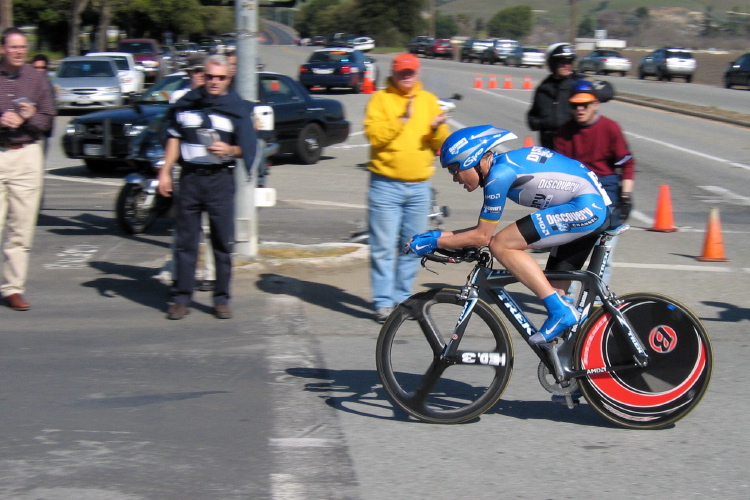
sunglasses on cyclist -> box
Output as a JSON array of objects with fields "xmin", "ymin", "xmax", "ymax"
[{"xmin": 205, "ymin": 74, "xmax": 229, "ymax": 81}]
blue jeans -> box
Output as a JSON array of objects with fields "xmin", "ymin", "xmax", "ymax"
[{"xmin": 368, "ymin": 173, "xmax": 431, "ymax": 310}]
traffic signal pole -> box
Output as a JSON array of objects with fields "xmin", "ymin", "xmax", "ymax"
[{"xmin": 234, "ymin": 0, "xmax": 259, "ymax": 257}]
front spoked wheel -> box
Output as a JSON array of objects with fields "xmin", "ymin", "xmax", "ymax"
[
  {"xmin": 375, "ymin": 288, "xmax": 514, "ymax": 424},
  {"xmin": 575, "ymin": 293, "xmax": 713, "ymax": 429}
]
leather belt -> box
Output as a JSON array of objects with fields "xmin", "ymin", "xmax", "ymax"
[
  {"xmin": 183, "ymin": 165, "xmax": 232, "ymax": 176},
  {"xmin": 0, "ymin": 142, "xmax": 33, "ymax": 150}
]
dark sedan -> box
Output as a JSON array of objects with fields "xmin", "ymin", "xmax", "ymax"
[
  {"xmin": 298, "ymin": 47, "xmax": 369, "ymax": 93},
  {"xmin": 724, "ymin": 53, "xmax": 750, "ymax": 89},
  {"xmin": 62, "ymin": 72, "xmax": 350, "ymax": 170}
]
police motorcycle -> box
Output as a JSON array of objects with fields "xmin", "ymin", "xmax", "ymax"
[
  {"xmin": 115, "ymin": 106, "xmax": 278, "ymax": 235},
  {"xmin": 347, "ymin": 94, "xmax": 461, "ymax": 244},
  {"xmin": 116, "ymin": 117, "xmax": 171, "ymax": 234}
]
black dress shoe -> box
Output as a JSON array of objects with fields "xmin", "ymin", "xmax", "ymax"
[
  {"xmin": 167, "ymin": 303, "xmax": 190, "ymax": 320},
  {"xmin": 214, "ymin": 304, "xmax": 232, "ymax": 319},
  {"xmin": 4, "ymin": 293, "xmax": 30, "ymax": 311}
]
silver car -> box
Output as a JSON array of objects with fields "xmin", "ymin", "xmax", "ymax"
[
  {"xmin": 578, "ymin": 49, "xmax": 632, "ymax": 76},
  {"xmin": 638, "ymin": 48, "xmax": 696, "ymax": 83},
  {"xmin": 53, "ymin": 56, "xmax": 124, "ymax": 110}
]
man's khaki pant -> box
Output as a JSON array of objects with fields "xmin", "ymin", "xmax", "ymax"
[{"xmin": 0, "ymin": 143, "xmax": 43, "ymax": 297}]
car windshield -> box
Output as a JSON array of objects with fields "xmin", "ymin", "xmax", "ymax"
[
  {"xmin": 118, "ymin": 42, "xmax": 155, "ymax": 55},
  {"xmin": 58, "ymin": 60, "xmax": 115, "ymax": 78},
  {"xmin": 523, "ymin": 47, "xmax": 541, "ymax": 53},
  {"xmin": 107, "ymin": 56, "xmax": 129, "ymax": 71},
  {"xmin": 137, "ymin": 75, "xmax": 189, "ymax": 103},
  {"xmin": 309, "ymin": 51, "xmax": 353, "ymax": 63},
  {"xmin": 601, "ymin": 51, "xmax": 621, "ymax": 57}
]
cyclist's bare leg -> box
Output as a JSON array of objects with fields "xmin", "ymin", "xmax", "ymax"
[
  {"xmin": 491, "ymin": 223, "xmax": 579, "ymax": 342},
  {"xmin": 489, "ymin": 223, "xmax": 556, "ymax": 300}
]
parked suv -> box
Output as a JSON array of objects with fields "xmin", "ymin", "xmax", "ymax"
[
  {"xmin": 408, "ymin": 36, "xmax": 433, "ymax": 55},
  {"xmin": 461, "ymin": 39, "xmax": 493, "ymax": 63},
  {"xmin": 481, "ymin": 38, "xmax": 519, "ymax": 65},
  {"xmin": 116, "ymin": 38, "xmax": 173, "ymax": 82},
  {"xmin": 638, "ymin": 48, "xmax": 696, "ymax": 83}
]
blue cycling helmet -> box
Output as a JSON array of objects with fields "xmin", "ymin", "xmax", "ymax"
[{"xmin": 439, "ymin": 125, "xmax": 518, "ymax": 171}]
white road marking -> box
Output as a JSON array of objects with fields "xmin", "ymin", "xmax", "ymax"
[
  {"xmin": 45, "ymin": 172, "xmax": 121, "ymax": 187},
  {"xmin": 625, "ymin": 131, "xmax": 750, "ymax": 172},
  {"xmin": 697, "ymin": 185, "xmax": 750, "ymax": 206}
]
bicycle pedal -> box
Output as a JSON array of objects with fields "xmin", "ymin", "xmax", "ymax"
[{"xmin": 551, "ymin": 394, "xmax": 581, "ymax": 409}]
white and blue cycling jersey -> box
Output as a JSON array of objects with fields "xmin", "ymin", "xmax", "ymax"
[{"xmin": 481, "ymin": 146, "xmax": 612, "ymax": 248}]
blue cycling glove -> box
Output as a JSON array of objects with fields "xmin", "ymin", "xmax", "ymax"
[{"xmin": 406, "ymin": 230, "xmax": 441, "ymax": 256}]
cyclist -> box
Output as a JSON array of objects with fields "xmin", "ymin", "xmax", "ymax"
[{"xmin": 406, "ymin": 125, "xmax": 612, "ymax": 344}]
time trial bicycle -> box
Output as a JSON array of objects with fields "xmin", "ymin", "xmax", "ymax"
[{"xmin": 375, "ymin": 225, "xmax": 713, "ymax": 429}]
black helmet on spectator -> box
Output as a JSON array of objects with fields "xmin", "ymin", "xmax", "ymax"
[{"xmin": 545, "ymin": 43, "xmax": 576, "ymax": 70}]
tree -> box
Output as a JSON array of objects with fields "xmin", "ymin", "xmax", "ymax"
[
  {"xmin": 578, "ymin": 15, "xmax": 595, "ymax": 37},
  {"xmin": 435, "ymin": 13, "xmax": 457, "ymax": 38},
  {"xmin": 486, "ymin": 5, "xmax": 532, "ymax": 39},
  {"xmin": 69, "ymin": 0, "xmax": 90, "ymax": 56},
  {"xmin": 1, "ymin": 0, "xmax": 13, "ymax": 31},
  {"xmin": 294, "ymin": 0, "xmax": 341, "ymax": 37}
]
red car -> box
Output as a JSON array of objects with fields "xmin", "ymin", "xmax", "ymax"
[{"xmin": 425, "ymin": 39, "xmax": 454, "ymax": 59}]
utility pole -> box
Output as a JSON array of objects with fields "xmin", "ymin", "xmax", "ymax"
[
  {"xmin": 570, "ymin": 0, "xmax": 578, "ymax": 42},
  {"xmin": 234, "ymin": 0, "xmax": 259, "ymax": 257}
]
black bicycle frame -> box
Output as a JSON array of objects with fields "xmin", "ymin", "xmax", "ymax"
[{"xmin": 440, "ymin": 225, "xmax": 649, "ymax": 382}]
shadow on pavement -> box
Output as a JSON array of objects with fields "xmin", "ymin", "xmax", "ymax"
[
  {"xmin": 286, "ymin": 366, "xmax": 611, "ymax": 428},
  {"xmin": 700, "ymin": 300, "xmax": 750, "ymax": 323},
  {"xmin": 256, "ymin": 273, "xmax": 372, "ymax": 320},
  {"xmin": 82, "ymin": 261, "xmax": 168, "ymax": 311}
]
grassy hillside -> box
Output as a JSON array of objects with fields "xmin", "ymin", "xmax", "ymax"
[{"xmin": 437, "ymin": 0, "xmax": 745, "ymax": 21}]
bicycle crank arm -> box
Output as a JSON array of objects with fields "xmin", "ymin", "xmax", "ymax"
[{"xmin": 568, "ymin": 361, "xmax": 646, "ymax": 379}]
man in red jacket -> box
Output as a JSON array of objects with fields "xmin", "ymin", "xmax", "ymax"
[{"xmin": 551, "ymin": 79, "xmax": 635, "ymax": 287}]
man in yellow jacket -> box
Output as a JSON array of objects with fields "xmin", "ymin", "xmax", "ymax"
[{"xmin": 364, "ymin": 53, "xmax": 450, "ymax": 323}]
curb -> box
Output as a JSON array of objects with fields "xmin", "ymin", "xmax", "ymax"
[
  {"xmin": 156, "ymin": 242, "xmax": 369, "ymax": 284},
  {"xmin": 235, "ymin": 242, "xmax": 369, "ymax": 273}
]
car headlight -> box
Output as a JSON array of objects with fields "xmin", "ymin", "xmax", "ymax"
[
  {"xmin": 65, "ymin": 121, "xmax": 84, "ymax": 135},
  {"xmin": 124, "ymin": 124, "xmax": 148, "ymax": 137},
  {"xmin": 55, "ymin": 85, "xmax": 72, "ymax": 97}
]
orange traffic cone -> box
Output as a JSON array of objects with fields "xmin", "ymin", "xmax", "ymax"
[
  {"xmin": 503, "ymin": 75, "xmax": 513, "ymax": 89},
  {"xmin": 523, "ymin": 136, "xmax": 534, "ymax": 147},
  {"xmin": 474, "ymin": 75, "xmax": 483, "ymax": 89},
  {"xmin": 696, "ymin": 207, "xmax": 729, "ymax": 262},
  {"xmin": 362, "ymin": 75, "xmax": 375, "ymax": 94},
  {"xmin": 488, "ymin": 75, "xmax": 498, "ymax": 89},
  {"xmin": 648, "ymin": 184, "xmax": 678, "ymax": 232},
  {"xmin": 523, "ymin": 75, "xmax": 533, "ymax": 90}
]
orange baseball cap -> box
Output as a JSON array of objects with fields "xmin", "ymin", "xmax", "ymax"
[
  {"xmin": 569, "ymin": 92, "xmax": 597, "ymax": 103},
  {"xmin": 392, "ymin": 53, "xmax": 420, "ymax": 72}
]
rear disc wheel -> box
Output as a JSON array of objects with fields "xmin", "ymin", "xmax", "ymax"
[{"xmin": 574, "ymin": 293, "xmax": 713, "ymax": 429}]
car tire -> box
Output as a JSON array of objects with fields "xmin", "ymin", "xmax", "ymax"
[
  {"xmin": 352, "ymin": 79, "xmax": 362, "ymax": 94},
  {"xmin": 621, "ymin": 71, "xmax": 627, "ymax": 77},
  {"xmin": 295, "ymin": 123, "xmax": 324, "ymax": 164},
  {"xmin": 685, "ymin": 74, "xmax": 692, "ymax": 83},
  {"xmin": 638, "ymin": 67, "xmax": 645, "ymax": 79},
  {"xmin": 84, "ymin": 160, "xmax": 112, "ymax": 173}
]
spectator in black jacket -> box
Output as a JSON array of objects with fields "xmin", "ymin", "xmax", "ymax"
[
  {"xmin": 526, "ymin": 43, "xmax": 579, "ymax": 149},
  {"xmin": 527, "ymin": 43, "xmax": 614, "ymax": 150}
]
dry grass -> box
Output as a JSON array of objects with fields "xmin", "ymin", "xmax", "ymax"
[{"xmin": 258, "ymin": 246, "xmax": 360, "ymax": 259}]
